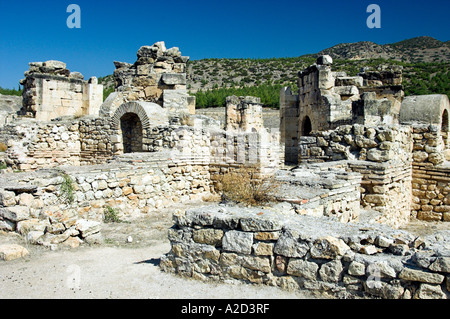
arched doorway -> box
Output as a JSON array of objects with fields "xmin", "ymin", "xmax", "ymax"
[
  {"xmin": 442, "ymin": 109, "xmax": 449, "ymax": 148},
  {"xmin": 302, "ymin": 116, "xmax": 312, "ymax": 136},
  {"xmin": 120, "ymin": 113, "xmax": 143, "ymax": 153}
]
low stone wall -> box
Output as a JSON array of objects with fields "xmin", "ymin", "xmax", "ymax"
[
  {"xmin": 0, "ymin": 152, "xmax": 212, "ymax": 248},
  {"xmin": 348, "ymin": 161, "xmax": 412, "ymax": 228},
  {"xmin": 161, "ymin": 206, "xmax": 450, "ymax": 299},
  {"xmin": 274, "ymin": 163, "xmax": 361, "ymax": 223}
]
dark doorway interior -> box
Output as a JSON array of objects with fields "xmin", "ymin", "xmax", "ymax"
[{"xmin": 120, "ymin": 113, "xmax": 143, "ymax": 153}]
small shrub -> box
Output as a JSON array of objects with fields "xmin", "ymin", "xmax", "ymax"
[
  {"xmin": 0, "ymin": 142, "xmax": 7, "ymax": 152},
  {"xmin": 218, "ymin": 167, "xmax": 279, "ymax": 206},
  {"xmin": 59, "ymin": 173, "xmax": 75, "ymax": 204},
  {"xmin": 103, "ymin": 206, "xmax": 122, "ymax": 223}
]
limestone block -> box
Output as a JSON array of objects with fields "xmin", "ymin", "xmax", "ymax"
[
  {"xmin": 273, "ymin": 232, "xmax": 309, "ymax": 258},
  {"xmin": 310, "ymin": 236, "xmax": 350, "ymax": 259},
  {"xmin": 319, "ymin": 260, "xmax": 343, "ymax": 282},
  {"xmin": 75, "ymin": 219, "xmax": 101, "ymax": 238},
  {"xmin": 43, "ymin": 60, "xmax": 67, "ymax": 70},
  {"xmin": 414, "ymin": 284, "xmax": 446, "ymax": 299},
  {"xmin": 161, "ymin": 73, "xmax": 186, "ymax": 85},
  {"xmin": 222, "ymin": 230, "xmax": 253, "ymax": 254},
  {"xmin": 286, "ymin": 259, "xmax": 318, "ymax": 280},
  {"xmin": 399, "ymin": 268, "xmax": 444, "ymax": 284},
  {"xmin": 0, "ymin": 206, "xmax": 30, "ymax": 222},
  {"xmin": 0, "ymin": 244, "xmax": 29, "ymax": 261}
]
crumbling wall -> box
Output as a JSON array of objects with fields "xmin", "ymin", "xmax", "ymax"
[
  {"xmin": 0, "ymin": 152, "xmax": 212, "ymax": 248},
  {"xmin": 225, "ymin": 96, "xmax": 263, "ymax": 132},
  {"xmin": 161, "ymin": 206, "xmax": 450, "ymax": 299},
  {"xmin": 106, "ymin": 42, "xmax": 194, "ymax": 119},
  {"xmin": 19, "ymin": 61, "xmax": 103, "ymax": 121},
  {"xmin": 296, "ymin": 124, "xmax": 413, "ymax": 227},
  {"xmin": 297, "ymin": 55, "xmax": 354, "ymax": 134},
  {"xmin": 3, "ymin": 118, "xmax": 114, "ymax": 170},
  {"xmin": 279, "ymin": 87, "xmax": 299, "ymax": 164}
]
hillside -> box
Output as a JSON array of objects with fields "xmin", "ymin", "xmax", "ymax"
[
  {"xmin": 97, "ymin": 36, "xmax": 449, "ymax": 108},
  {"xmin": 317, "ymin": 36, "xmax": 450, "ymax": 63}
]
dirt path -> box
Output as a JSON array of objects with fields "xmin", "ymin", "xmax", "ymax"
[
  {"xmin": 1, "ymin": 202, "xmax": 447, "ymax": 299},
  {"xmin": 0, "ymin": 204, "xmax": 315, "ymax": 299}
]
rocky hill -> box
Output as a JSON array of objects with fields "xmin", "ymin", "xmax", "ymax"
[
  {"xmin": 96, "ymin": 36, "xmax": 449, "ymax": 107},
  {"xmin": 317, "ymin": 36, "xmax": 450, "ymax": 63}
]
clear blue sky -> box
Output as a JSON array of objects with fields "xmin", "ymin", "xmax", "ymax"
[{"xmin": 0, "ymin": 0, "xmax": 449, "ymax": 89}]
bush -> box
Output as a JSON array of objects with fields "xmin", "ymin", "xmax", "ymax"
[
  {"xmin": 0, "ymin": 142, "xmax": 7, "ymax": 152},
  {"xmin": 59, "ymin": 173, "xmax": 75, "ymax": 204},
  {"xmin": 218, "ymin": 167, "xmax": 279, "ymax": 206},
  {"xmin": 103, "ymin": 206, "xmax": 122, "ymax": 223}
]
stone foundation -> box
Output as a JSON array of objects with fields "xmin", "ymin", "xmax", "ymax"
[
  {"xmin": 161, "ymin": 206, "xmax": 450, "ymax": 299},
  {"xmin": 0, "ymin": 152, "xmax": 212, "ymax": 248}
]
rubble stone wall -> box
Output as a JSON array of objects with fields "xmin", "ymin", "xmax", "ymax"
[
  {"xmin": 161, "ymin": 206, "xmax": 450, "ymax": 299},
  {"xmin": 0, "ymin": 152, "xmax": 212, "ymax": 248},
  {"xmin": 110, "ymin": 42, "xmax": 192, "ymax": 118}
]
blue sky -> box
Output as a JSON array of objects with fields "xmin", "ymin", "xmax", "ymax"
[{"xmin": 0, "ymin": 0, "xmax": 449, "ymax": 89}]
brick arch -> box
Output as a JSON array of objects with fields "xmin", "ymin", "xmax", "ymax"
[{"xmin": 111, "ymin": 101, "xmax": 156, "ymax": 130}]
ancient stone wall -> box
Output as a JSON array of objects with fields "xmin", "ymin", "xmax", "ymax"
[
  {"xmin": 279, "ymin": 87, "xmax": 299, "ymax": 164},
  {"xmin": 274, "ymin": 164, "xmax": 361, "ymax": 223},
  {"xmin": 295, "ymin": 124, "xmax": 413, "ymax": 227},
  {"xmin": 20, "ymin": 61, "xmax": 103, "ymax": 121},
  {"xmin": 3, "ymin": 118, "xmax": 114, "ymax": 170},
  {"xmin": 225, "ymin": 96, "xmax": 264, "ymax": 132},
  {"xmin": 109, "ymin": 42, "xmax": 193, "ymax": 118},
  {"xmin": 410, "ymin": 124, "xmax": 450, "ymax": 221},
  {"xmin": 0, "ymin": 152, "xmax": 212, "ymax": 248},
  {"xmin": 161, "ymin": 206, "xmax": 450, "ymax": 299},
  {"xmin": 348, "ymin": 161, "xmax": 412, "ymax": 227},
  {"xmin": 296, "ymin": 56, "xmax": 354, "ymax": 134},
  {"xmin": 298, "ymin": 124, "xmax": 412, "ymax": 164}
]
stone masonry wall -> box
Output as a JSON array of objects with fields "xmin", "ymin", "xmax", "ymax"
[
  {"xmin": 225, "ymin": 96, "xmax": 264, "ymax": 132},
  {"xmin": 4, "ymin": 118, "xmax": 114, "ymax": 170},
  {"xmin": 111, "ymin": 42, "xmax": 192, "ymax": 118},
  {"xmin": 161, "ymin": 206, "xmax": 450, "ymax": 299},
  {"xmin": 297, "ymin": 124, "xmax": 413, "ymax": 227},
  {"xmin": 0, "ymin": 152, "xmax": 212, "ymax": 248},
  {"xmin": 20, "ymin": 61, "xmax": 103, "ymax": 121},
  {"xmin": 411, "ymin": 124, "xmax": 450, "ymax": 221}
]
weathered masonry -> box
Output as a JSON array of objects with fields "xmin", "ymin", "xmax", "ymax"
[
  {"xmin": 20, "ymin": 61, "xmax": 103, "ymax": 121},
  {"xmin": 280, "ymin": 55, "xmax": 450, "ymax": 222},
  {"xmin": 161, "ymin": 206, "xmax": 450, "ymax": 299}
]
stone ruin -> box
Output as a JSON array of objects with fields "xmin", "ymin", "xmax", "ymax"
[
  {"xmin": 0, "ymin": 45, "xmax": 449, "ymax": 299},
  {"xmin": 19, "ymin": 60, "xmax": 103, "ymax": 121}
]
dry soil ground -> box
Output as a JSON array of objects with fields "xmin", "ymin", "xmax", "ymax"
[
  {"xmin": 1, "ymin": 200, "xmax": 448, "ymax": 300},
  {"xmin": 0, "ymin": 202, "xmax": 319, "ymax": 300}
]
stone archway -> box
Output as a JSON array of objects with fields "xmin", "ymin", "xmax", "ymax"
[{"xmin": 110, "ymin": 101, "xmax": 168, "ymax": 154}]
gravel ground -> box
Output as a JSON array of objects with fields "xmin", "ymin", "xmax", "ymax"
[
  {"xmin": 0, "ymin": 203, "xmax": 318, "ymax": 300},
  {"xmin": 1, "ymin": 199, "xmax": 448, "ymax": 300}
]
